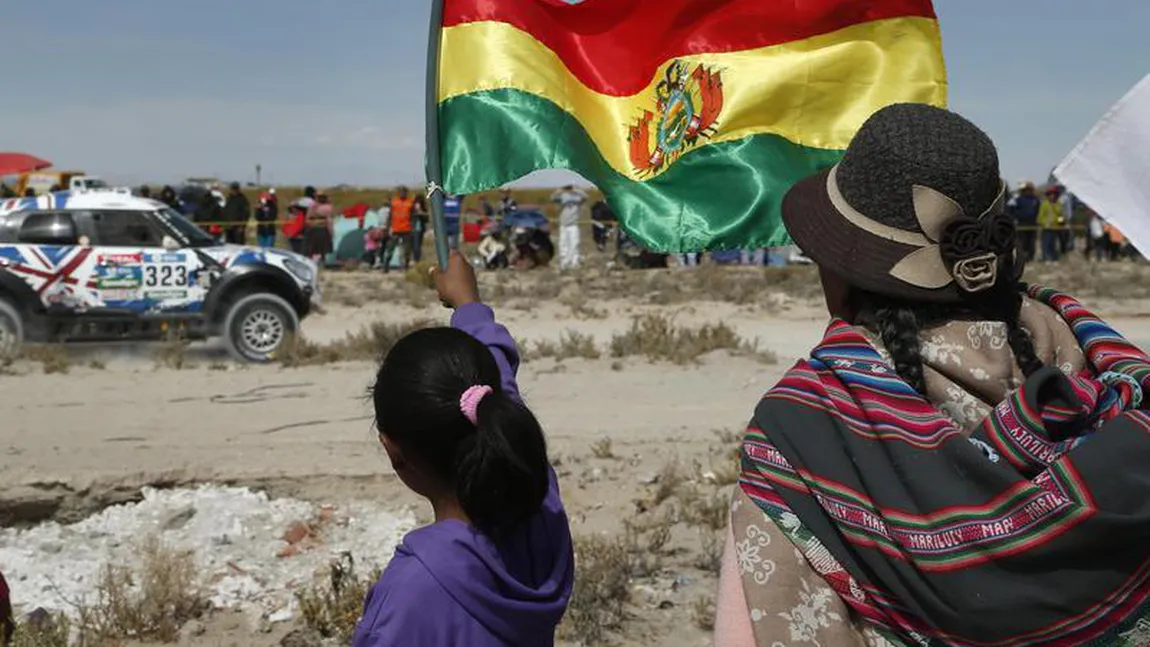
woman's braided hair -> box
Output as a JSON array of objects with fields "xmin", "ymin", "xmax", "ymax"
[{"xmin": 853, "ymin": 280, "xmax": 1045, "ymax": 395}]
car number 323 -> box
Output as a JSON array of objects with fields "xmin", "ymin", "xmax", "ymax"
[{"xmin": 144, "ymin": 265, "xmax": 188, "ymax": 288}]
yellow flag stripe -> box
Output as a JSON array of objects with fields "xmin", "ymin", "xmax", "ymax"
[{"xmin": 439, "ymin": 17, "xmax": 947, "ymax": 182}]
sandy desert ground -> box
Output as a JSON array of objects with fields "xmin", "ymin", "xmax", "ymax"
[{"xmin": 3, "ymin": 257, "xmax": 1150, "ymax": 646}]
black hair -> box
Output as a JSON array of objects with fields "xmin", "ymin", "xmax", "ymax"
[
  {"xmin": 304, "ymin": 186, "xmax": 317, "ymax": 198},
  {"xmin": 372, "ymin": 327, "xmax": 548, "ymax": 534},
  {"xmin": 853, "ymin": 280, "xmax": 1044, "ymax": 395}
]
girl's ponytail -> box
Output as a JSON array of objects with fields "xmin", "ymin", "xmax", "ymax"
[
  {"xmin": 373, "ymin": 327, "xmax": 549, "ymax": 536},
  {"xmin": 454, "ymin": 392, "xmax": 549, "ymax": 534}
]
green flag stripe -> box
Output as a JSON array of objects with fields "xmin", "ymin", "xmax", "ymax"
[{"xmin": 440, "ymin": 88, "xmax": 844, "ymax": 252}]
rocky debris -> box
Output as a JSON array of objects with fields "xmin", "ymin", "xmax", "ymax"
[
  {"xmin": 0, "ymin": 486, "xmax": 415, "ymax": 624},
  {"xmin": 160, "ymin": 504, "xmax": 197, "ymax": 531}
]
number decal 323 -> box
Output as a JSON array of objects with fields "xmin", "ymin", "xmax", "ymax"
[{"xmin": 144, "ymin": 265, "xmax": 188, "ymax": 287}]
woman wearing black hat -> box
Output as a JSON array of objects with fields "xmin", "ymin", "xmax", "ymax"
[{"xmin": 716, "ymin": 104, "xmax": 1150, "ymax": 646}]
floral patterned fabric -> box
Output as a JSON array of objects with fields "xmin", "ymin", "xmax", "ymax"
[{"xmin": 729, "ymin": 296, "xmax": 1087, "ymax": 646}]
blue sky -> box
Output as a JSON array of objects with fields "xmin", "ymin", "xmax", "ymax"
[{"xmin": 3, "ymin": 1, "xmax": 1146, "ymax": 188}]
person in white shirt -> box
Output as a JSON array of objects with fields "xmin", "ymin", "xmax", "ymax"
[{"xmin": 551, "ymin": 185, "xmax": 588, "ymax": 270}]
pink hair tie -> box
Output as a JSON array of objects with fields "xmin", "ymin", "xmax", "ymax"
[{"xmin": 459, "ymin": 385, "xmax": 493, "ymax": 426}]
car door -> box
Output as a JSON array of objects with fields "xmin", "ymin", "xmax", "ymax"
[
  {"xmin": 10, "ymin": 211, "xmax": 96, "ymax": 312},
  {"xmin": 86, "ymin": 210, "xmax": 198, "ymax": 313}
]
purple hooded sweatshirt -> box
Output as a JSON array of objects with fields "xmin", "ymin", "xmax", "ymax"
[{"xmin": 352, "ymin": 303, "xmax": 574, "ymax": 647}]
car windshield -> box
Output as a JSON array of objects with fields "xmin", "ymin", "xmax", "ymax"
[{"xmin": 153, "ymin": 207, "xmax": 216, "ymax": 247}]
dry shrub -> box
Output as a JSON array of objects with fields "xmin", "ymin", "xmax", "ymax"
[
  {"xmin": 297, "ymin": 554, "xmax": 378, "ymax": 644},
  {"xmin": 652, "ymin": 460, "xmax": 687, "ymax": 506},
  {"xmin": 680, "ymin": 487, "xmax": 730, "ymax": 531},
  {"xmin": 591, "ymin": 437, "xmax": 615, "ymax": 460},
  {"xmin": 87, "ymin": 359, "xmax": 107, "ymax": 370},
  {"xmin": 12, "ymin": 613, "xmax": 71, "ymax": 647},
  {"xmin": 153, "ymin": 331, "xmax": 190, "ymax": 370},
  {"xmin": 609, "ymin": 314, "xmax": 770, "ymax": 365},
  {"xmin": 277, "ymin": 334, "xmax": 342, "ymax": 367},
  {"xmin": 692, "ymin": 595, "xmax": 717, "ymax": 631},
  {"xmin": 559, "ymin": 530, "xmax": 654, "ymax": 646},
  {"xmin": 695, "ymin": 529, "xmax": 723, "ymax": 574},
  {"xmin": 528, "ymin": 331, "xmax": 600, "ymax": 361},
  {"xmin": 278, "ymin": 320, "xmax": 432, "ymax": 367},
  {"xmin": 23, "ymin": 345, "xmax": 70, "ymax": 375},
  {"xmin": 76, "ymin": 536, "xmax": 206, "ymax": 643},
  {"xmin": 713, "ymin": 428, "xmax": 744, "ymax": 445},
  {"xmin": 1024, "ymin": 256, "xmax": 1150, "ymax": 298}
]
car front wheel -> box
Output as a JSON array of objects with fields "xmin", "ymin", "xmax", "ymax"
[
  {"xmin": 0, "ymin": 298, "xmax": 24, "ymax": 360},
  {"xmin": 222, "ymin": 293, "xmax": 299, "ymax": 363}
]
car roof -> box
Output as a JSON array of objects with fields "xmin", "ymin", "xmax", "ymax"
[{"xmin": 0, "ymin": 191, "xmax": 165, "ymax": 216}]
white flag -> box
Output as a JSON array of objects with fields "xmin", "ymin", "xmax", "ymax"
[{"xmin": 1055, "ymin": 74, "xmax": 1150, "ymax": 258}]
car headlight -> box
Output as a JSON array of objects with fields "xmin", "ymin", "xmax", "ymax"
[{"xmin": 283, "ymin": 258, "xmax": 315, "ymax": 284}]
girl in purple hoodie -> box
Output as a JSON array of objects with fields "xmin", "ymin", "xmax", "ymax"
[{"xmin": 354, "ymin": 251, "xmax": 574, "ymax": 647}]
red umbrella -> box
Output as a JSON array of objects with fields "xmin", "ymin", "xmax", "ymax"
[{"xmin": 0, "ymin": 153, "xmax": 51, "ymax": 176}]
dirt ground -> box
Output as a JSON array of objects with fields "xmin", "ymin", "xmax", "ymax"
[{"xmin": 3, "ymin": 257, "xmax": 1150, "ymax": 647}]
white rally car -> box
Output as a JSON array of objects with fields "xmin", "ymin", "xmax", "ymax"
[{"xmin": 0, "ymin": 191, "xmax": 320, "ymax": 362}]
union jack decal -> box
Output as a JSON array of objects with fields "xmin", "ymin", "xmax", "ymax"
[{"xmin": 7, "ymin": 246, "xmax": 97, "ymax": 296}]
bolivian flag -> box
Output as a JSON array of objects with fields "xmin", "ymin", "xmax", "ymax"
[{"xmin": 436, "ymin": 0, "xmax": 947, "ymax": 251}]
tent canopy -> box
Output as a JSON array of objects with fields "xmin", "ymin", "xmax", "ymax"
[{"xmin": 0, "ymin": 153, "xmax": 51, "ymax": 176}]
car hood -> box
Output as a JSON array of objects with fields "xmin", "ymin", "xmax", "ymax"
[{"xmin": 200, "ymin": 245, "xmax": 316, "ymax": 285}]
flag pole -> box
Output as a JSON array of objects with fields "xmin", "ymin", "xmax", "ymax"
[{"xmin": 425, "ymin": 0, "xmax": 449, "ymax": 269}]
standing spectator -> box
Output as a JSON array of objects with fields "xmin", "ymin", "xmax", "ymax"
[
  {"xmin": 411, "ymin": 192, "xmax": 429, "ymax": 262},
  {"xmin": 443, "ymin": 193, "xmax": 463, "ymax": 250},
  {"xmin": 590, "ymin": 200, "xmax": 616, "ymax": 252},
  {"xmin": 255, "ymin": 193, "xmax": 277, "ymax": 249},
  {"xmin": 1059, "ymin": 188, "xmax": 1076, "ymax": 255},
  {"xmin": 387, "ymin": 187, "xmax": 416, "ymax": 273},
  {"xmin": 1086, "ymin": 209, "xmax": 1106, "ymax": 261},
  {"xmin": 194, "ymin": 188, "xmax": 224, "ymax": 239},
  {"xmin": 285, "ymin": 186, "xmax": 317, "ymax": 254},
  {"xmin": 1037, "ymin": 186, "xmax": 1064, "ymax": 262},
  {"xmin": 1008, "ymin": 180, "xmax": 1041, "ymax": 261},
  {"xmin": 137, "ymin": 185, "xmax": 152, "ymax": 199},
  {"xmin": 210, "ymin": 183, "xmax": 227, "ymax": 208},
  {"xmin": 303, "ymin": 192, "xmax": 334, "ymax": 262},
  {"xmin": 222, "ymin": 182, "xmax": 251, "ymax": 245},
  {"xmin": 1104, "ymin": 222, "xmax": 1127, "ymax": 261},
  {"xmin": 0, "ymin": 183, "xmax": 14, "ymax": 198},
  {"xmin": 551, "ymin": 185, "xmax": 588, "ymax": 270},
  {"xmin": 741, "ymin": 249, "xmax": 765, "ymax": 266},
  {"xmin": 158, "ymin": 185, "xmax": 181, "ymax": 210},
  {"xmin": 22, "ymin": 188, "xmax": 35, "ymax": 197},
  {"xmin": 499, "ymin": 188, "xmax": 518, "ymax": 219}
]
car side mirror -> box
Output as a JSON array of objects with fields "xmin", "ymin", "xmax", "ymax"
[{"xmin": 162, "ymin": 235, "xmax": 181, "ymax": 251}]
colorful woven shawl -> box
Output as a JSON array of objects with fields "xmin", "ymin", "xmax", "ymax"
[{"xmin": 739, "ymin": 287, "xmax": 1150, "ymax": 646}]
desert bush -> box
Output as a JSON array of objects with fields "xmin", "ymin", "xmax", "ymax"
[
  {"xmin": 278, "ymin": 320, "xmax": 432, "ymax": 367},
  {"xmin": 695, "ymin": 529, "xmax": 723, "ymax": 574},
  {"xmin": 23, "ymin": 345, "xmax": 70, "ymax": 375},
  {"xmin": 12, "ymin": 612, "xmax": 71, "ymax": 647},
  {"xmin": 609, "ymin": 314, "xmax": 771, "ymax": 365},
  {"xmin": 692, "ymin": 595, "xmax": 717, "ymax": 631},
  {"xmin": 75, "ymin": 536, "xmax": 207, "ymax": 643},
  {"xmin": 528, "ymin": 331, "xmax": 600, "ymax": 361},
  {"xmin": 680, "ymin": 487, "xmax": 730, "ymax": 531},
  {"xmin": 297, "ymin": 554, "xmax": 379, "ymax": 644},
  {"xmin": 652, "ymin": 460, "xmax": 687, "ymax": 506},
  {"xmin": 153, "ymin": 331, "xmax": 190, "ymax": 370},
  {"xmin": 590, "ymin": 437, "xmax": 615, "ymax": 460}
]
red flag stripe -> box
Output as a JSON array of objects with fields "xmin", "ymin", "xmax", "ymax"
[{"xmin": 442, "ymin": 0, "xmax": 937, "ymax": 97}]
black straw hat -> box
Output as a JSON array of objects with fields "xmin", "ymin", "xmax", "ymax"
[{"xmin": 783, "ymin": 104, "xmax": 1017, "ymax": 304}]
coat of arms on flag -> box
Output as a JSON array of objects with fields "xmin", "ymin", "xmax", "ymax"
[{"xmin": 432, "ymin": 0, "xmax": 947, "ymax": 251}]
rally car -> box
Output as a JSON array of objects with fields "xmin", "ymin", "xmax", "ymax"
[{"xmin": 0, "ymin": 191, "xmax": 320, "ymax": 362}]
